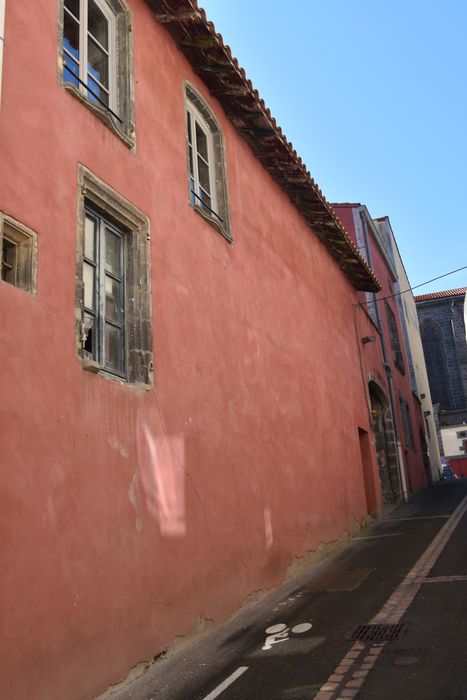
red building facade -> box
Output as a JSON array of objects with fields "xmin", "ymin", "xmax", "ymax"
[
  {"xmin": 334, "ymin": 204, "xmax": 428, "ymax": 501},
  {"xmin": 0, "ymin": 3, "xmax": 422, "ymax": 699}
]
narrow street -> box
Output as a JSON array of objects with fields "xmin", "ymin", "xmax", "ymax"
[{"xmin": 107, "ymin": 481, "xmax": 467, "ymax": 700}]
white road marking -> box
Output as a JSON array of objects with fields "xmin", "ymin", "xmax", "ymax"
[
  {"xmin": 202, "ymin": 666, "xmax": 248, "ymax": 700},
  {"xmin": 381, "ymin": 514, "xmax": 450, "ymax": 521},
  {"xmin": 353, "ymin": 533, "xmax": 404, "ymax": 540},
  {"xmin": 262, "ymin": 620, "xmax": 313, "ymax": 650},
  {"xmin": 315, "ymin": 493, "xmax": 467, "ymax": 699},
  {"xmin": 291, "ymin": 622, "xmax": 312, "ymax": 634},
  {"xmin": 265, "ymin": 623, "xmax": 287, "ymax": 634},
  {"xmin": 423, "ymin": 574, "xmax": 467, "ymax": 583}
]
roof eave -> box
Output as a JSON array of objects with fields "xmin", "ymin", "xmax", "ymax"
[{"xmin": 146, "ymin": 0, "xmax": 380, "ymax": 293}]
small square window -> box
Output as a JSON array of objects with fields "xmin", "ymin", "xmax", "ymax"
[{"xmin": 0, "ymin": 216, "xmax": 37, "ymax": 294}]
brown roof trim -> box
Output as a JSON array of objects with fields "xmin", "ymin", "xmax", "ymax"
[
  {"xmin": 415, "ymin": 287, "xmax": 467, "ymax": 302},
  {"xmin": 146, "ymin": 0, "xmax": 380, "ymax": 292}
]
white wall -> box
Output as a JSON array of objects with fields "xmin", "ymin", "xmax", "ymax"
[{"xmin": 441, "ymin": 424, "xmax": 467, "ymax": 458}]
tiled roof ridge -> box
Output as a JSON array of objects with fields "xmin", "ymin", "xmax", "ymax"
[
  {"xmin": 414, "ymin": 287, "xmax": 467, "ymax": 302},
  {"xmin": 148, "ymin": 0, "xmax": 380, "ymax": 292}
]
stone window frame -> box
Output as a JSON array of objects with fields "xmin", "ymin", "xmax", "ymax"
[
  {"xmin": 184, "ymin": 82, "xmax": 231, "ymax": 242},
  {"xmin": 57, "ymin": 0, "xmax": 136, "ymax": 149},
  {"xmin": 399, "ymin": 395, "xmax": 414, "ymax": 450},
  {"xmin": 0, "ymin": 213, "xmax": 38, "ymax": 294},
  {"xmin": 76, "ymin": 165, "xmax": 152, "ymax": 386}
]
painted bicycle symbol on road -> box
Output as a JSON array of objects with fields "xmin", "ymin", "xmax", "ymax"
[{"xmin": 262, "ymin": 621, "xmax": 313, "ymax": 650}]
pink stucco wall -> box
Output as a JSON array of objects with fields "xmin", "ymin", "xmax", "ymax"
[{"xmin": 1, "ymin": 3, "xmax": 381, "ymax": 698}]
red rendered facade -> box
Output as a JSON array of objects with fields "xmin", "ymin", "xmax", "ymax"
[
  {"xmin": 334, "ymin": 204, "xmax": 427, "ymax": 498},
  {"xmin": 0, "ymin": 4, "xmax": 423, "ymax": 700}
]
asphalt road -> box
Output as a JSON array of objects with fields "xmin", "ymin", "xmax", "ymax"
[{"xmin": 107, "ymin": 480, "xmax": 467, "ymax": 700}]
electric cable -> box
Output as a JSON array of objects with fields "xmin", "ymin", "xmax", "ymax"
[{"xmin": 357, "ymin": 263, "xmax": 467, "ymax": 306}]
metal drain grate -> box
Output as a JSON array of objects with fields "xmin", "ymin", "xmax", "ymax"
[{"xmin": 349, "ymin": 623, "xmax": 408, "ymax": 643}]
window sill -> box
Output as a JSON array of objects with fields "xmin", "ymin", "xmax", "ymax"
[
  {"xmin": 193, "ymin": 203, "xmax": 232, "ymax": 243},
  {"xmin": 80, "ymin": 358, "xmax": 153, "ymax": 390},
  {"xmin": 81, "ymin": 358, "xmax": 101, "ymax": 374},
  {"xmin": 64, "ymin": 84, "xmax": 135, "ymax": 150}
]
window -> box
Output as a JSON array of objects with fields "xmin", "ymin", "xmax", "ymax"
[
  {"xmin": 385, "ymin": 300, "xmax": 405, "ymax": 374},
  {"xmin": 187, "ymin": 106, "xmax": 217, "ymax": 218},
  {"xmin": 63, "ymin": 0, "xmax": 116, "ymax": 112},
  {"xmin": 60, "ymin": 0, "xmax": 135, "ymax": 145},
  {"xmin": 399, "ymin": 397, "xmax": 414, "ymax": 449},
  {"xmin": 185, "ymin": 84, "xmax": 231, "ymax": 241},
  {"xmin": 82, "ymin": 207, "xmax": 125, "ymax": 375},
  {"xmin": 0, "ymin": 214, "xmax": 37, "ymax": 293},
  {"xmin": 77, "ymin": 166, "xmax": 152, "ymax": 384}
]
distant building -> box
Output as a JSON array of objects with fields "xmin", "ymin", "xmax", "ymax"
[
  {"xmin": 333, "ymin": 204, "xmax": 429, "ymax": 501},
  {"xmin": 415, "ymin": 287, "xmax": 467, "ymax": 470},
  {"xmin": 374, "ymin": 216, "xmax": 440, "ymax": 483},
  {"xmin": 415, "ymin": 288, "xmax": 467, "ymax": 427}
]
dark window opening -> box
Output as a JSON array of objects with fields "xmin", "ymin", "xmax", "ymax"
[
  {"xmin": 385, "ymin": 300, "xmax": 405, "ymax": 374},
  {"xmin": 0, "ymin": 218, "xmax": 37, "ymax": 293}
]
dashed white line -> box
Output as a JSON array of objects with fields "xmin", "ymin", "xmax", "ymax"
[
  {"xmin": 423, "ymin": 574, "xmax": 467, "ymax": 583},
  {"xmin": 381, "ymin": 514, "xmax": 450, "ymax": 521},
  {"xmin": 202, "ymin": 666, "xmax": 248, "ymax": 700},
  {"xmin": 353, "ymin": 533, "xmax": 404, "ymax": 540}
]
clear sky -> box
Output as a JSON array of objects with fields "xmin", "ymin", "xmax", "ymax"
[{"xmin": 200, "ymin": 1, "xmax": 467, "ymax": 294}]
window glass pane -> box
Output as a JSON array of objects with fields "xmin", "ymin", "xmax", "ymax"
[
  {"xmin": 63, "ymin": 55, "xmax": 80, "ymax": 89},
  {"xmin": 64, "ymin": 11, "xmax": 80, "ymax": 62},
  {"xmin": 84, "ymin": 215, "xmax": 95, "ymax": 261},
  {"xmin": 82, "ymin": 312, "xmax": 95, "ymax": 359},
  {"xmin": 197, "ymin": 156, "xmax": 211, "ymax": 194},
  {"xmin": 105, "ymin": 323, "xmax": 123, "ymax": 373},
  {"xmin": 87, "ymin": 76, "xmax": 109, "ymax": 106},
  {"xmin": 88, "ymin": 36, "xmax": 109, "ymax": 89},
  {"xmin": 65, "ymin": 0, "xmax": 80, "ymax": 19},
  {"xmin": 2, "ymin": 238, "xmax": 17, "ymax": 285},
  {"xmin": 83, "ymin": 261, "xmax": 95, "ymax": 310},
  {"xmin": 199, "ymin": 190, "xmax": 212, "ymax": 212},
  {"xmin": 88, "ymin": 0, "xmax": 108, "ymax": 49},
  {"xmin": 195, "ymin": 121, "xmax": 209, "ymax": 161},
  {"xmin": 187, "ymin": 111, "xmax": 192, "ymax": 145},
  {"xmin": 188, "ymin": 143, "xmax": 194, "ymax": 178},
  {"xmin": 190, "ymin": 176, "xmax": 196, "ymax": 205},
  {"xmin": 105, "ymin": 275, "xmax": 121, "ymax": 323},
  {"xmin": 105, "ymin": 229, "xmax": 121, "ymax": 275}
]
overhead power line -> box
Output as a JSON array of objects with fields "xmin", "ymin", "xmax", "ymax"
[{"xmin": 361, "ymin": 264, "xmax": 467, "ymax": 305}]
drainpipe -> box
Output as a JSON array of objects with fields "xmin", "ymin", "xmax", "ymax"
[
  {"xmin": 0, "ymin": 0, "xmax": 5, "ymax": 109},
  {"xmin": 360, "ymin": 210, "xmax": 408, "ymax": 502}
]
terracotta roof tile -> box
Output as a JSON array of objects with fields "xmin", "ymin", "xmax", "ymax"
[
  {"xmin": 146, "ymin": 0, "xmax": 380, "ymax": 292},
  {"xmin": 414, "ymin": 287, "xmax": 467, "ymax": 302}
]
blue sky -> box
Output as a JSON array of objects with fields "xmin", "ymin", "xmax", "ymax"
[{"xmin": 201, "ymin": 1, "xmax": 467, "ymax": 294}]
